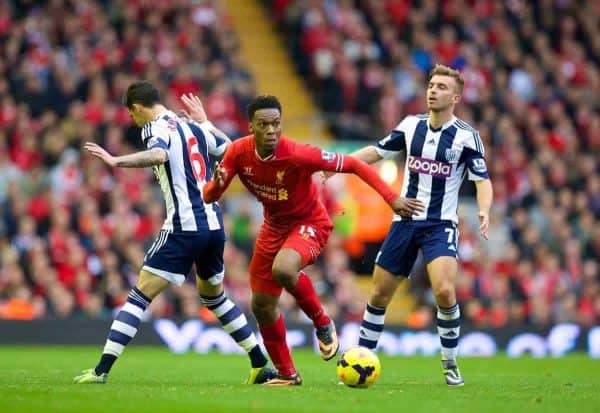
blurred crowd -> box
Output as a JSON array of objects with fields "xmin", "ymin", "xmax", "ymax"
[
  {"xmin": 271, "ymin": 0, "xmax": 600, "ymax": 327},
  {"xmin": 0, "ymin": 0, "xmax": 363, "ymax": 325},
  {"xmin": 0, "ymin": 0, "xmax": 599, "ymax": 330}
]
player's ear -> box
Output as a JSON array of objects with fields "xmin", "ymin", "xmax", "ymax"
[
  {"xmin": 452, "ymin": 87, "xmax": 461, "ymax": 103},
  {"xmin": 248, "ymin": 121, "xmax": 254, "ymax": 133}
]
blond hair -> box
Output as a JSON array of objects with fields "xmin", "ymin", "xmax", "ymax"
[{"xmin": 428, "ymin": 64, "xmax": 464, "ymax": 94}]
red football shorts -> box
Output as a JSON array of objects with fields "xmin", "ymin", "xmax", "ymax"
[{"xmin": 249, "ymin": 217, "xmax": 333, "ymax": 297}]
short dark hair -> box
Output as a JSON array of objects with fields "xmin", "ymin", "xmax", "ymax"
[
  {"xmin": 123, "ymin": 81, "xmax": 161, "ymax": 109},
  {"xmin": 247, "ymin": 95, "xmax": 282, "ymax": 120}
]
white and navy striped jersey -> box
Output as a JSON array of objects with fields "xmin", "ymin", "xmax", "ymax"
[
  {"xmin": 141, "ymin": 110, "xmax": 227, "ymax": 233},
  {"xmin": 375, "ymin": 114, "xmax": 489, "ymax": 224}
]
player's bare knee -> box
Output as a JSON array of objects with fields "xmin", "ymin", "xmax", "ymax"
[
  {"xmin": 271, "ymin": 265, "xmax": 296, "ymax": 291},
  {"xmin": 136, "ymin": 272, "xmax": 167, "ymax": 300},
  {"xmin": 197, "ymin": 282, "xmax": 221, "ymax": 297},
  {"xmin": 433, "ymin": 283, "xmax": 456, "ymax": 307},
  {"xmin": 370, "ymin": 286, "xmax": 393, "ymax": 307}
]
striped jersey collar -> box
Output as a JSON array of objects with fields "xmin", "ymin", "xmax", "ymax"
[
  {"xmin": 153, "ymin": 109, "xmax": 175, "ymax": 121},
  {"xmin": 428, "ymin": 115, "xmax": 456, "ymax": 132}
]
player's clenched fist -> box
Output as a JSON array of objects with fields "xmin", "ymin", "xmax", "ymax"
[
  {"xmin": 390, "ymin": 196, "xmax": 425, "ymax": 217},
  {"xmin": 478, "ymin": 210, "xmax": 489, "ymax": 240},
  {"xmin": 212, "ymin": 161, "xmax": 227, "ymax": 187}
]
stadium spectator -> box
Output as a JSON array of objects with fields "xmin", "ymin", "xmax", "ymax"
[
  {"xmin": 0, "ymin": 0, "xmax": 598, "ymax": 334},
  {"xmin": 269, "ymin": 0, "xmax": 600, "ymax": 329}
]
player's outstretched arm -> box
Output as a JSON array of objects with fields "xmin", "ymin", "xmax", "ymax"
[
  {"xmin": 337, "ymin": 155, "xmax": 424, "ymax": 217},
  {"xmin": 84, "ymin": 142, "xmax": 167, "ymax": 168},
  {"xmin": 475, "ymin": 179, "xmax": 493, "ymax": 240},
  {"xmin": 351, "ymin": 146, "xmax": 384, "ymax": 164},
  {"xmin": 321, "ymin": 146, "xmax": 383, "ymax": 181}
]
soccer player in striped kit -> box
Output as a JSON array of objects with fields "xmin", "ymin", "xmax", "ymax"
[
  {"xmin": 352, "ymin": 64, "xmax": 494, "ymax": 386},
  {"xmin": 74, "ymin": 82, "xmax": 275, "ymax": 385}
]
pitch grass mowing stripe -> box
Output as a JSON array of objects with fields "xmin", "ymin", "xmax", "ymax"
[{"xmin": 0, "ymin": 346, "xmax": 598, "ymax": 413}]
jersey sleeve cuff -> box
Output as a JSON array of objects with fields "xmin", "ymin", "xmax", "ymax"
[
  {"xmin": 147, "ymin": 138, "xmax": 169, "ymax": 150},
  {"xmin": 374, "ymin": 146, "xmax": 399, "ymax": 160},
  {"xmin": 198, "ymin": 120, "xmax": 215, "ymax": 133},
  {"xmin": 384, "ymin": 192, "xmax": 398, "ymax": 205},
  {"xmin": 467, "ymin": 171, "xmax": 489, "ymax": 180}
]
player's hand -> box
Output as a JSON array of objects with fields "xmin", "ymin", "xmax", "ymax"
[
  {"xmin": 84, "ymin": 142, "xmax": 117, "ymax": 167},
  {"xmin": 478, "ymin": 210, "xmax": 489, "ymax": 240},
  {"xmin": 391, "ymin": 196, "xmax": 425, "ymax": 217},
  {"xmin": 180, "ymin": 93, "xmax": 207, "ymax": 123},
  {"xmin": 212, "ymin": 161, "xmax": 227, "ymax": 187}
]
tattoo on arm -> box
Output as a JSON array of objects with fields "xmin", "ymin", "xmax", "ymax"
[{"xmin": 115, "ymin": 148, "xmax": 167, "ymax": 168}]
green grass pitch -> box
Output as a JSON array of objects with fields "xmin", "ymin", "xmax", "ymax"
[{"xmin": 1, "ymin": 346, "xmax": 598, "ymax": 413}]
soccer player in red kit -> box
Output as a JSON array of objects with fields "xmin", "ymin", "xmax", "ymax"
[{"xmin": 202, "ymin": 95, "xmax": 424, "ymax": 385}]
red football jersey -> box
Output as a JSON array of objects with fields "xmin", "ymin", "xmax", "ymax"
[{"xmin": 203, "ymin": 135, "xmax": 397, "ymax": 227}]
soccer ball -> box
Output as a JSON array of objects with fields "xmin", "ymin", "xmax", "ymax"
[{"xmin": 336, "ymin": 346, "xmax": 381, "ymax": 388}]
